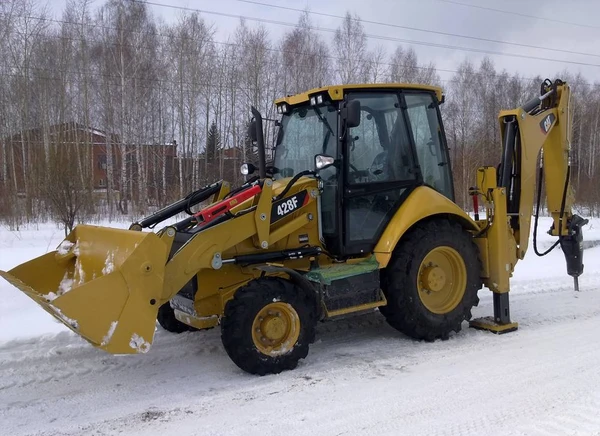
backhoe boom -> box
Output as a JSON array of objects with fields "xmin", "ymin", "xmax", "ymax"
[
  {"xmin": 499, "ymin": 79, "xmax": 578, "ymax": 253},
  {"xmin": 470, "ymin": 79, "xmax": 588, "ymax": 332}
]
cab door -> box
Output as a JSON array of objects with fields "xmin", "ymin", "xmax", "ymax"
[{"xmin": 341, "ymin": 91, "xmax": 419, "ymax": 256}]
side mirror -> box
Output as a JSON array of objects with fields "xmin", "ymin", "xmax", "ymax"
[
  {"xmin": 344, "ymin": 99, "xmax": 361, "ymax": 128},
  {"xmin": 315, "ymin": 154, "xmax": 335, "ymax": 171},
  {"xmin": 247, "ymin": 120, "xmax": 258, "ymax": 142}
]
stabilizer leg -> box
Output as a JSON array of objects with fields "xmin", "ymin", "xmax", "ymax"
[{"xmin": 469, "ymin": 292, "xmax": 519, "ymax": 334}]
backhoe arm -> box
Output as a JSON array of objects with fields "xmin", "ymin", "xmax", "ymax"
[
  {"xmin": 470, "ymin": 79, "xmax": 587, "ymax": 333},
  {"xmin": 499, "ymin": 80, "xmax": 570, "ymax": 251},
  {"xmin": 497, "ymin": 79, "xmax": 587, "ymax": 287},
  {"xmin": 476, "ymin": 79, "xmax": 587, "ymax": 297}
]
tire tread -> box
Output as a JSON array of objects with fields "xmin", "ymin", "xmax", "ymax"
[
  {"xmin": 380, "ymin": 218, "xmax": 481, "ymax": 341},
  {"xmin": 221, "ymin": 276, "xmax": 316, "ymax": 375}
]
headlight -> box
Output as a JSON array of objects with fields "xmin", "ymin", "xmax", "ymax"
[
  {"xmin": 240, "ymin": 163, "xmax": 256, "ymax": 175},
  {"xmin": 310, "ymin": 94, "xmax": 325, "ymax": 105}
]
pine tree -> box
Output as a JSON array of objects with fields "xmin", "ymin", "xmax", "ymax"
[
  {"xmin": 242, "ymin": 119, "xmax": 256, "ymax": 163},
  {"xmin": 206, "ymin": 121, "xmax": 220, "ymax": 162}
]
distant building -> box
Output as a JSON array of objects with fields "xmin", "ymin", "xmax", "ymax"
[{"xmin": 0, "ymin": 122, "xmax": 177, "ymax": 202}]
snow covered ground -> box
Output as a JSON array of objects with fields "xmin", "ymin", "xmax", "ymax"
[{"xmin": 1, "ymin": 218, "xmax": 600, "ymax": 436}]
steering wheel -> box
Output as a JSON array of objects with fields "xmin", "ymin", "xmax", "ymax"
[{"xmin": 348, "ymin": 163, "xmax": 371, "ymax": 184}]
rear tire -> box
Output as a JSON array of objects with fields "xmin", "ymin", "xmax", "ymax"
[
  {"xmin": 380, "ymin": 219, "xmax": 481, "ymax": 341},
  {"xmin": 221, "ymin": 277, "xmax": 317, "ymax": 375},
  {"xmin": 157, "ymin": 303, "xmax": 192, "ymax": 333}
]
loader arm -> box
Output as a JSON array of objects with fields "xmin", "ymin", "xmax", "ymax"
[{"xmin": 157, "ymin": 178, "xmax": 317, "ymax": 305}]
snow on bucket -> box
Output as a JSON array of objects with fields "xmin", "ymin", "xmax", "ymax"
[{"xmin": 0, "ymin": 224, "xmax": 168, "ymax": 354}]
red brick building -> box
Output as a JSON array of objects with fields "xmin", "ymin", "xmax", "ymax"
[{"xmin": 0, "ymin": 122, "xmax": 177, "ymax": 201}]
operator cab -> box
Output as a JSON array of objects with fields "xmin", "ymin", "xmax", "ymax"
[{"xmin": 272, "ymin": 85, "xmax": 453, "ymax": 258}]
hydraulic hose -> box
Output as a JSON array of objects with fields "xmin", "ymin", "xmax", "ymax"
[
  {"xmin": 275, "ymin": 170, "xmax": 315, "ymax": 201},
  {"xmin": 532, "ymin": 157, "xmax": 570, "ymax": 257},
  {"xmin": 134, "ymin": 181, "xmax": 222, "ymax": 229}
]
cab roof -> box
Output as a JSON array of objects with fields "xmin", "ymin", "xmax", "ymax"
[{"xmin": 274, "ymin": 83, "xmax": 444, "ymax": 106}]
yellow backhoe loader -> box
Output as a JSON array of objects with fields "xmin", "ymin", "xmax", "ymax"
[{"xmin": 1, "ymin": 78, "xmax": 588, "ymax": 375}]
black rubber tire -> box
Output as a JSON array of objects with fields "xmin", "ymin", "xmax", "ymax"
[
  {"xmin": 379, "ymin": 219, "xmax": 481, "ymax": 341},
  {"xmin": 221, "ymin": 277, "xmax": 317, "ymax": 375},
  {"xmin": 157, "ymin": 303, "xmax": 192, "ymax": 333}
]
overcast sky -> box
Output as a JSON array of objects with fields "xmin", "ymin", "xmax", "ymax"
[{"xmin": 46, "ymin": 0, "xmax": 600, "ymax": 85}]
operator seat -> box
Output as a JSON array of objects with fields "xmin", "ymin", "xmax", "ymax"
[{"xmin": 368, "ymin": 113, "xmax": 413, "ymax": 183}]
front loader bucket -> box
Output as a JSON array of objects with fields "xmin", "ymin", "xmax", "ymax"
[{"xmin": 0, "ymin": 225, "xmax": 169, "ymax": 354}]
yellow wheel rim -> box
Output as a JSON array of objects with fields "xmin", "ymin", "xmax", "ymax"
[
  {"xmin": 252, "ymin": 302, "xmax": 300, "ymax": 356},
  {"xmin": 417, "ymin": 246, "xmax": 467, "ymax": 314}
]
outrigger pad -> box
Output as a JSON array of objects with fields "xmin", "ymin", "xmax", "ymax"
[{"xmin": 469, "ymin": 316, "xmax": 519, "ymax": 334}]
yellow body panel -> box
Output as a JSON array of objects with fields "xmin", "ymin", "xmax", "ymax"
[
  {"xmin": 373, "ymin": 186, "xmax": 479, "ymax": 268},
  {"xmin": 254, "ymin": 179, "xmax": 274, "ymax": 249},
  {"xmin": 484, "ymin": 187, "xmax": 516, "ymax": 293},
  {"xmin": 275, "ymin": 83, "xmax": 443, "ymax": 106},
  {"xmin": 172, "ymin": 177, "xmax": 322, "ymax": 319}
]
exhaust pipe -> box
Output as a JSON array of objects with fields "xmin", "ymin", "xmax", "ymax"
[{"xmin": 251, "ymin": 106, "xmax": 267, "ymax": 179}]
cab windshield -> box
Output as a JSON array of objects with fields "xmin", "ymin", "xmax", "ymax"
[{"xmin": 273, "ymin": 103, "xmax": 338, "ymax": 179}]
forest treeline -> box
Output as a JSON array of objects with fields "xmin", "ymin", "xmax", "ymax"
[{"xmin": 1, "ymin": 0, "xmax": 599, "ymax": 231}]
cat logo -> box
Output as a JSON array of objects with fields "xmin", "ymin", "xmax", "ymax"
[{"xmin": 539, "ymin": 113, "xmax": 555, "ymax": 134}]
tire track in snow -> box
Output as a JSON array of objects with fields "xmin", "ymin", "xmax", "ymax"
[
  {"xmin": 269, "ymin": 317, "xmax": 600, "ymax": 436},
  {"xmin": 0, "ymin": 328, "xmax": 227, "ymax": 392},
  {"xmin": 2, "ymin": 274, "xmax": 600, "ymax": 435},
  {"xmin": 0, "ymin": 314, "xmax": 391, "ymax": 393},
  {"xmin": 1, "ymin": 280, "xmax": 598, "ymax": 394},
  {"xmin": 51, "ymin": 316, "xmax": 600, "ymax": 436},
  {"xmin": 517, "ymin": 389, "xmax": 600, "ymax": 436}
]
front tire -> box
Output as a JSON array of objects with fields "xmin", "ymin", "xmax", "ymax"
[
  {"xmin": 221, "ymin": 277, "xmax": 317, "ymax": 375},
  {"xmin": 380, "ymin": 219, "xmax": 481, "ymax": 341},
  {"xmin": 157, "ymin": 303, "xmax": 192, "ymax": 333}
]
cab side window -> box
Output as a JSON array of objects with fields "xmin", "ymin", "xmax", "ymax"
[
  {"xmin": 404, "ymin": 93, "xmax": 453, "ymax": 199},
  {"xmin": 346, "ymin": 93, "xmax": 415, "ymax": 185}
]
